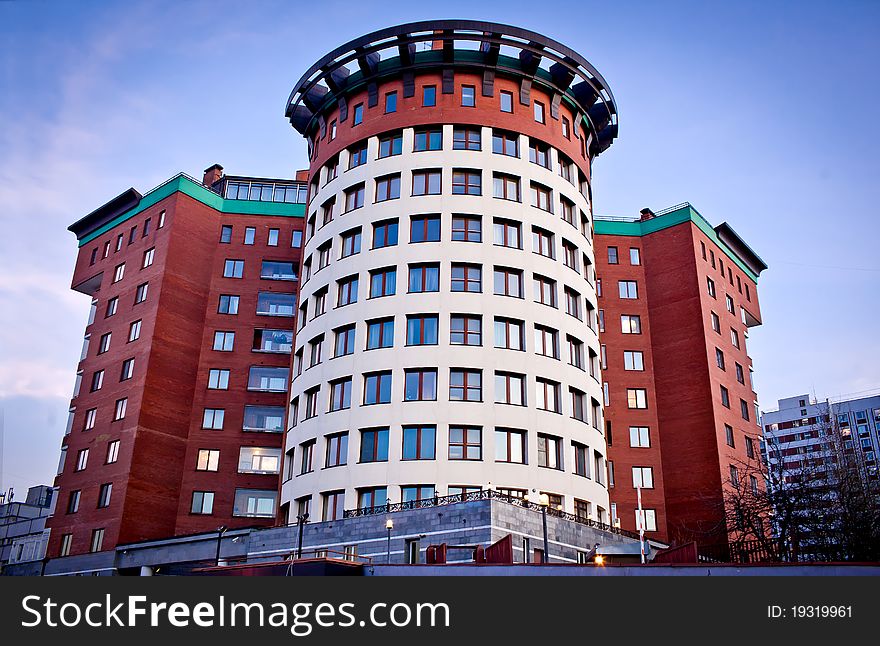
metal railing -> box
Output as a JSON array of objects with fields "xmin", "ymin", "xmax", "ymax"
[{"xmin": 341, "ymin": 489, "xmax": 643, "ymax": 540}]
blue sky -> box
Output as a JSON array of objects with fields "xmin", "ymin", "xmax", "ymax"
[{"xmin": 1, "ymin": 0, "xmax": 878, "ymax": 497}]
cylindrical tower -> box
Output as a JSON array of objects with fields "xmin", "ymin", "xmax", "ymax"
[{"xmin": 280, "ymin": 21, "xmax": 618, "ymax": 525}]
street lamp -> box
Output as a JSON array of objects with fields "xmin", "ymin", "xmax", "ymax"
[
  {"xmin": 385, "ymin": 519, "xmax": 394, "ymax": 564},
  {"xmin": 215, "ymin": 525, "xmax": 228, "ymax": 566},
  {"xmin": 296, "ymin": 513, "xmax": 309, "ymax": 559},
  {"xmin": 537, "ymin": 493, "xmax": 550, "ymax": 563}
]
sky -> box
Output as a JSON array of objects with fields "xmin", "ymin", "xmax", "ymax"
[{"xmin": 1, "ymin": 0, "xmax": 878, "ymax": 498}]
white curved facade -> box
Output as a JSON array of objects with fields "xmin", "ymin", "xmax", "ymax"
[{"xmin": 281, "ymin": 123, "xmax": 610, "ymax": 522}]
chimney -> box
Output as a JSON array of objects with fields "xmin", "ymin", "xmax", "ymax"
[
  {"xmin": 202, "ymin": 163, "xmax": 224, "ymax": 187},
  {"xmin": 639, "ymin": 208, "xmax": 655, "ymax": 221}
]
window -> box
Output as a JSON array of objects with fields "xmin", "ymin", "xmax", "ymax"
[
  {"xmin": 564, "ymin": 287, "xmax": 582, "ymax": 319},
  {"xmin": 630, "ymin": 247, "xmax": 641, "ymax": 265},
  {"xmin": 495, "ymin": 372, "xmax": 525, "ymax": 406},
  {"xmin": 410, "ymin": 214, "xmax": 441, "ymax": 242},
  {"xmin": 352, "ymin": 103, "xmax": 364, "ymax": 125},
  {"xmin": 340, "ymin": 228, "xmax": 361, "ymax": 257},
  {"xmin": 493, "ymin": 218, "xmax": 521, "ymax": 248},
  {"xmin": 740, "ymin": 399, "xmax": 750, "ymax": 421},
  {"xmin": 120, "ymin": 357, "xmax": 134, "ymax": 381},
  {"xmin": 730, "ymin": 328, "xmax": 740, "ymax": 348},
  {"xmin": 406, "ymin": 314, "xmax": 438, "ymax": 346},
  {"xmin": 373, "ymin": 219, "xmax": 398, "ymax": 248},
  {"xmin": 358, "ymin": 487, "xmax": 388, "ymax": 511},
  {"xmin": 452, "ymin": 215, "xmax": 481, "ymax": 242},
  {"xmin": 493, "ymin": 173, "xmax": 520, "ymax": 201},
  {"xmin": 128, "ymin": 319, "xmax": 142, "ymax": 342},
  {"xmin": 632, "ymin": 466, "xmax": 654, "ymax": 488},
  {"xmin": 450, "ymin": 314, "xmax": 481, "ymax": 346},
  {"xmin": 384, "ymin": 91, "xmax": 397, "ymax": 113},
  {"xmin": 725, "ymin": 424, "xmax": 735, "ymax": 448},
  {"xmin": 635, "ymin": 509, "xmax": 657, "ymax": 532},
  {"xmin": 726, "ymin": 294, "xmax": 735, "ymax": 314},
  {"xmin": 414, "ymin": 128, "xmax": 442, "ymax": 151},
  {"xmin": 494, "ymin": 267, "xmax": 523, "ymax": 297},
  {"xmin": 422, "ymin": 85, "xmax": 436, "ymax": 107},
  {"xmin": 452, "ymin": 169, "xmax": 481, "ymax": 195},
  {"xmin": 494, "ymin": 317, "xmax": 524, "ymax": 351},
  {"xmin": 234, "ymin": 489, "xmax": 277, "ymax": 518},
  {"xmin": 98, "ymin": 332, "xmax": 111, "ymax": 354},
  {"xmin": 537, "ymin": 434, "xmax": 562, "ymax": 469},
  {"xmin": 404, "ymin": 369, "xmax": 437, "ymax": 401},
  {"xmin": 248, "ymin": 366, "xmax": 288, "ymax": 392},
  {"xmin": 142, "ymin": 247, "xmax": 155, "ymax": 268},
  {"xmin": 624, "ymin": 350, "xmax": 644, "ymax": 371},
  {"xmin": 83, "ymin": 408, "xmax": 97, "ymax": 431},
  {"xmin": 720, "ymin": 385, "xmax": 730, "ymax": 408},
  {"xmin": 196, "ymin": 449, "xmax": 220, "ymax": 471},
  {"xmin": 67, "ymin": 490, "xmax": 81, "ymax": 514},
  {"xmin": 532, "ymin": 227, "xmax": 554, "ymax": 258},
  {"xmin": 90, "ymin": 529, "xmax": 105, "ymax": 553},
  {"xmin": 344, "ymin": 183, "xmax": 365, "ymax": 212},
  {"xmin": 528, "ymin": 139, "xmax": 551, "ymax": 169},
  {"xmin": 402, "ymin": 425, "xmax": 436, "ymax": 460},
  {"xmin": 337, "ymin": 275, "xmax": 359, "ymax": 306},
  {"xmin": 735, "ymin": 362, "xmax": 745, "ymax": 384},
  {"xmin": 534, "ymin": 325, "xmax": 559, "ymax": 359},
  {"xmin": 408, "ymin": 263, "xmax": 440, "ymax": 292},
  {"xmin": 451, "ymin": 263, "xmax": 481, "ymax": 292},
  {"xmin": 461, "ymin": 85, "xmax": 475, "ymax": 106},
  {"xmin": 369, "ymin": 267, "xmax": 396, "ymax": 298},
  {"xmin": 627, "ymin": 388, "xmax": 648, "ymax": 409},
  {"xmin": 707, "ymin": 277, "xmax": 716, "ymax": 298},
  {"xmin": 90, "ymin": 370, "xmax": 104, "ymax": 392},
  {"xmin": 618, "ymin": 280, "xmax": 638, "ymax": 299},
  {"xmin": 366, "ymin": 317, "xmax": 394, "ymax": 349},
  {"xmin": 207, "ymin": 369, "xmax": 230, "ymax": 390},
  {"xmin": 562, "ymin": 240, "xmax": 579, "ymax": 271},
  {"xmin": 570, "ymin": 388, "xmax": 587, "ymax": 422},
  {"xmin": 449, "ymin": 369, "xmax": 482, "ymax": 401},
  {"xmin": 104, "ymin": 297, "xmax": 118, "ymax": 318},
  {"xmin": 607, "ymin": 247, "xmax": 619, "ymax": 264},
  {"xmin": 363, "ymin": 371, "xmax": 393, "ymax": 405},
  {"xmin": 133, "ymin": 282, "xmax": 148, "ymax": 304},
  {"xmin": 220, "ymin": 225, "xmax": 233, "ymax": 243},
  {"xmin": 453, "ymin": 127, "xmax": 481, "ymax": 150},
  {"xmin": 223, "ymin": 259, "xmax": 244, "ymax": 278},
  {"xmin": 244, "ymin": 227, "xmax": 256, "ymax": 245},
  {"xmin": 412, "ymin": 169, "xmax": 441, "ymax": 195},
  {"xmin": 495, "ymin": 428, "xmax": 526, "ymax": 463},
  {"xmin": 402, "ymin": 486, "xmax": 435, "ymax": 506},
  {"xmin": 377, "ymin": 131, "xmax": 403, "ymax": 158},
  {"xmin": 573, "ymin": 443, "xmax": 590, "ymax": 478},
  {"xmin": 729, "ymin": 465, "xmax": 740, "ymax": 488},
  {"xmin": 536, "ymin": 378, "xmax": 561, "ymax": 413},
  {"xmin": 715, "ymin": 347, "xmax": 726, "ymax": 370},
  {"xmin": 113, "ymin": 263, "xmax": 125, "ymax": 283},
  {"xmin": 711, "ymin": 311, "xmax": 721, "ymax": 333},
  {"xmin": 75, "ymin": 448, "xmax": 89, "ymax": 471},
  {"xmin": 348, "ymin": 142, "xmax": 368, "ymax": 169},
  {"xmin": 562, "ymin": 116, "xmax": 571, "ymax": 139},
  {"xmin": 568, "ymin": 335, "xmax": 584, "ymax": 369},
  {"xmin": 449, "ymin": 427, "xmax": 481, "ymax": 460},
  {"xmin": 334, "ymin": 324, "xmax": 356, "ymax": 357},
  {"xmin": 534, "ymin": 100, "xmax": 545, "ymax": 123},
  {"xmin": 325, "ymin": 433, "xmax": 349, "ymax": 467},
  {"xmin": 630, "ymin": 426, "xmax": 650, "ymax": 448},
  {"xmin": 360, "ymin": 428, "xmax": 390, "ymax": 464},
  {"xmin": 213, "ymin": 330, "xmax": 234, "ymax": 352},
  {"xmin": 533, "ymin": 274, "xmax": 557, "ymax": 307},
  {"xmin": 329, "ymin": 377, "xmax": 352, "ymax": 411},
  {"xmin": 256, "ymin": 292, "xmax": 294, "ymax": 316},
  {"xmin": 202, "ymin": 408, "xmax": 225, "ymax": 430},
  {"xmin": 292, "ymin": 229, "xmax": 303, "ymax": 248},
  {"xmin": 492, "ymin": 129, "xmax": 519, "ymax": 156},
  {"xmin": 375, "ymin": 174, "xmax": 401, "ymax": 202},
  {"xmin": 530, "ymin": 182, "xmax": 552, "ymax": 212},
  {"xmin": 191, "ymin": 492, "xmax": 214, "ymax": 515},
  {"xmin": 97, "ymin": 483, "xmax": 112, "ymax": 508},
  {"xmin": 500, "ymin": 90, "xmax": 513, "ymax": 112},
  {"xmin": 218, "ymin": 294, "xmax": 239, "ymax": 314},
  {"xmin": 745, "ymin": 436, "xmax": 756, "ymax": 459},
  {"xmin": 300, "ymin": 440, "xmax": 315, "ymax": 473}
]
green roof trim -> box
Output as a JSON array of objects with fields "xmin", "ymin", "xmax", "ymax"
[
  {"xmin": 594, "ymin": 205, "xmax": 761, "ymax": 283},
  {"xmin": 77, "ymin": 174, "xmax": 305, "ymax": 247}
]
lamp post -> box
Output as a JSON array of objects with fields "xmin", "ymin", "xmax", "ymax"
[
  {"xmin": 385, "ymin": 519, "xmax": 394, "ymax": 564},
  {"xmin": 538, "ymin": 493, "xmax": 550, "ymax": 563},
  {"xmin": 296, "ymin": 513, "xmax": 309, "ymax": 559},
  {"xmin": 215, "ymin": 525, "xmax": 228, "ymax": 566}
]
